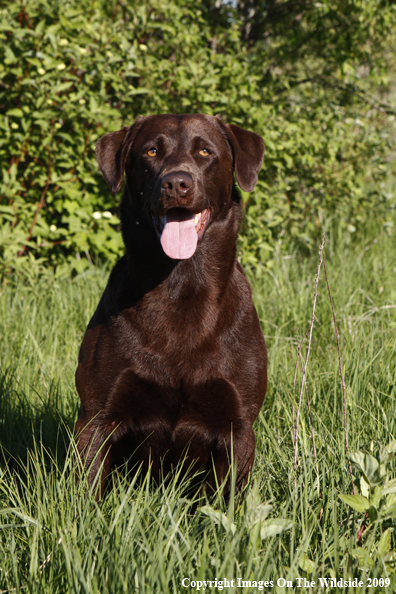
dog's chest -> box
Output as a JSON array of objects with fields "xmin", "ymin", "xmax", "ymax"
[
  {"xmin": 110, "ymin": 373, "xmax": 242, "ymax": 475},
  {"xmin": 118, "ymin": 293, "xmax": 234, "ymax": 385},
  {"xmin": 124, "ymin": 324, "xmax": 229, "ymax": 387}
]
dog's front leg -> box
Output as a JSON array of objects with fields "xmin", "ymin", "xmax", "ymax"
[
  {"xmin": 207, "ymin": 427, "xmax": 256, "ymax": 497},
  {"xmin": 74, "ymin": 412, "xmax": 115, "ymax": 497}
]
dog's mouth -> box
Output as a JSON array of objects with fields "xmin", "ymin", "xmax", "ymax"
[{"xmin": 152, "ymin": 207, "xmax": 210, "ymax": 260}]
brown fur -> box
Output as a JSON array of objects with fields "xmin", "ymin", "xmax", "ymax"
[{"xmin": 75, "ymin": 114, "xmax": 267, "ymax": 496}]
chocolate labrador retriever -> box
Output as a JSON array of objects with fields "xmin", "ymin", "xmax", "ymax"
[{"xmin": 75, "ymin": 114, "xmax": 267, "ymax": 496}]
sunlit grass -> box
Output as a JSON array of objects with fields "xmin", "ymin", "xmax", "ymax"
[{"xmin": 1, "ymin": 223, "xmax": 396, "ymax": 592}]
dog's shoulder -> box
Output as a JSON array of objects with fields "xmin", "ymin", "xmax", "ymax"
[{"xmin": 87, "ymin": 256, "xmax": 134, "ymax": 329}]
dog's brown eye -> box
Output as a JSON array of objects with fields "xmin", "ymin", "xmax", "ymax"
[
  {"xmin": 147, "ymin": 148, "xmax": 157, "ymax": 157},
  {"xmin": 199, "ymin": 148, "xmax": 211, "ymax": 156}
]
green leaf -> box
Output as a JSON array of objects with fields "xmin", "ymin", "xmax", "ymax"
[
  {"xmin": 199, "ymin": 506, "xmax": 236, "ymax": 535},
  {"xmin": 370, "ymin": 486, "xmax": 383, "ymax": 508},
  {"xmin": 386, "ymin": 440, "xmax": 396, "ymax": 455},
  {"xmin": 349, "ymin": 452, "xmax": 382, "ymax": 486},
  {"xmin": 339, "ymin": 494, "xmax": 370, "ymax": 513},
  {"xmin": 350, "ymin": 548, "xmax": 375, "ymax": 569},
  {"xmin": 379, "ymin": 502, "xmax": 396, "ymax": 520},
  {"xmin": 368, "ymin": 506, "xmax": 378, "ymax": 522},
  {"xmin": 383, "ymin": 479, "xmax": 396, "ymax": 495},
  {"xmin": 378, "ymin": 528, "xmax": 392, "ymax": 559},
  {"xmin": 6, "ymin": 108, "xmax": 23, "ymax": 118},
  {"xmin": 260, "ymin": 519, "xmax": 293, "ymax": 540},
  {"xmin": 360, "ymin": 476, "xmax": 370, "ymax": 498},
  {"xmin": 299, "ymin": 553, "xmax": 315, "ymax": 575}
]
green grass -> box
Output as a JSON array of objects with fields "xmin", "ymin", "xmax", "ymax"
[{"xmin": 1, "ymin": 223, "xmax": 396, "ymax": 593}]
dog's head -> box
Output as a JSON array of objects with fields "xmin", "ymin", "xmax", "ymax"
[{"xmin": 96, "ymin": 114, "xmax": 264, "ymax": 260}]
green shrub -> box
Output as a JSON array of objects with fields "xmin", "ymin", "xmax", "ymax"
[{"xmin": 1, "ymin": 0, "xmax": 395, "ymax": 277}]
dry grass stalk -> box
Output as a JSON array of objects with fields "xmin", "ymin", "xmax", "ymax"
[
  {"xmin": 291, "ymin": 328, "xmax": 309, "ymax": 455},
  {"xmin": 40, "ymin": 537, "xmax": 63, "ymax": 571},
  {"xmin": 297, "ymin": 349, "xmax": 321, "ymax": 498},
  {"xmin": 294, "ymin": 232, "xmax": 326, "ymax": 470},
  {"xmin": 322, "ymin": 251, "xmax": 355, "ymax": 495},
  {"xmin": 291, "ymin": 329, "xmax": 300, "ymax": 451}
]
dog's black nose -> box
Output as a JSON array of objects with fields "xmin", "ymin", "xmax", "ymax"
[{"xmin": 161, "ymin": 171, "xmax": 193, "ymax": 198}]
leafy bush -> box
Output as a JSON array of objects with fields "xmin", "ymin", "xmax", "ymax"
[
  {"xmin": 339, "ymin": 441, "xmax": 396, "ymax": 572},
  {"xmin": 1, "ymin": 0, "xmax": 396, "ymax": 277}
]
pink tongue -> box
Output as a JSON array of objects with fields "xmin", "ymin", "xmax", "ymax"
[{"xmin": 160, "ymin": 213, "xmax": 198, "ymax": 259}]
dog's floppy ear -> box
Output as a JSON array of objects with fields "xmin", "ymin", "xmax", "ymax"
[
  {"xmin": 96, "ymin": 116, "xmax": 144, "ymax": 194},
  {"xmin": 216, "ymin": 116, "xmax": 264, "ymax": 192}
]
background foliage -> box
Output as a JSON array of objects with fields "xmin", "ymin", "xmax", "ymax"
[{"xmin": 1, "ymin": 0, "xmax": 396, "ymax": 278}]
